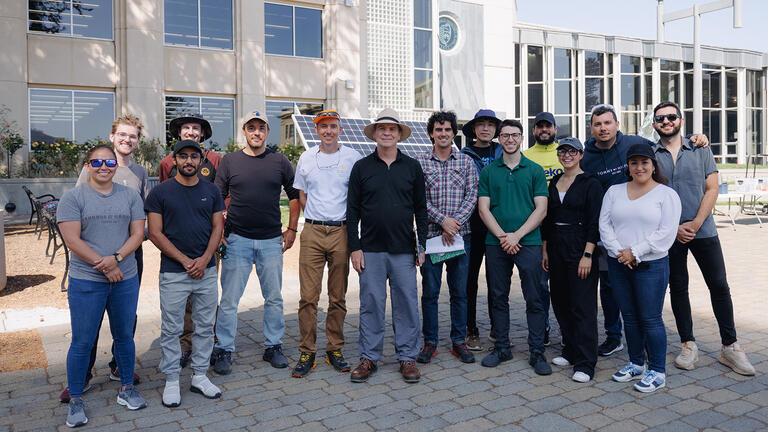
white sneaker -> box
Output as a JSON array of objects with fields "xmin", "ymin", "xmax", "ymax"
[
  {"xmin": 190, "ymin": 374, "xmax": 222, "ymax": 399},
  {"xmin": 674, "ymin": 341, "xmax": 699, "ymax": 370},
  {"xmin": 718, "ymin": 343, "xmax": 756, "ymax": 376},
  {"xmin": 162, "ymin": 380, "xmax": 181, "ymax": 408},
  {"xmin": 572, "ymin": 371, "xmax": 590, "ymax": 383},
  {"xmin": 551, "ymin": 356, "xmax": 571, "ymax": 367}
]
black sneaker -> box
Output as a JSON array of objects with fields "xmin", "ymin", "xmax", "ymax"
[
  {"xmin": 451, "ymin": 343, "xmax": 476, "ymax": 364},
  {"xmin": 416, "ymin": 343, "xmax": 438, "ymax": 364},
  {"xmin": 213, "ymin": 350, "xmax": 232, "ymax": 375},
  {"xmin": 264, "ymin": 345, "xmax": 289, "ymax": 369},
  {"xmin": 530, "ymin": 353, "xmax": 552, "ymax": 375},
  {"xmin": 598, "ymin": 338, "xmax": 624, "ymax": 356},
  {"xmin": 292, "ymin": 352, "xmax": 316, "ymax": 378},
  {"xmin": 326, "ymin": 350, "xmax": 351, "ymax": 372},
  {"xmin": 180, "ymin": 350, "xmax": 192, "ymax": 368},
  {"xmin": 481, "ymin": 347, "xmax": 513, "ymax": 367}
]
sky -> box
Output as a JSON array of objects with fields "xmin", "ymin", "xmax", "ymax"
[{"xmin": 516, "ymin": 0, "xmax": 767, "ymax": 53}]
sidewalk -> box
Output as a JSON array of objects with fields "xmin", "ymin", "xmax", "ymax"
[{"xmin": 1, "ymin": 214, "xmax": 767, "ymax": 431}]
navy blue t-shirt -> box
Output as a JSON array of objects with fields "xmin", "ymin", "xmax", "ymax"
[{"xmin": 144, "ymin": 178, "xmax": 226, "ymax": 273}]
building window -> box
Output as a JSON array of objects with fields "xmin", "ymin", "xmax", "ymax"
[
  {"xmin": 414, "ymin": 0, "xmax": 433, "ymax": 109},
  {"xmin": 165, "ymin": 0, "xmax": 233, "ymax": 50},
  {"xmin": 164, "ymin": 95, "xmax": 235, "ymax": 150},
  {"xmin": 553, "ymin": 48, "xmax": 576, "ymax": 139},
  {"xmin": 747, "ymin": 70, "xmax": 765, "ymax": 162},
  {"xmin": 514, "ymin": 44, "xmax": 521, "ymax": 118},
  {"xmin": 29, "ymin": 89, "xmax": 114, "ymax": 147},
  {"xmin": 264, "ymin": 3, "xmax": 323, "ymax": 58},
  {"xmin": 265, "ymin": 101, "xmax": 324, "ymax": 148},
  {"xmin": 526, "ymin": 45, "xmax": 545, "ymax": 141},
  {"xmin": 619, "ymin": 55, "xmax": 645, "ymax": 135},
  {"xmin": 660, "ymin": 60, "xmax": 681, "ymax": 106},
  {"xmin": 583, "ymin": 51, "xmax": 612, "ymax": 139},
  {"xmin": 683, "ymin": 62, "xmax": 694, "ymax": 136},
  {"xmin": 28, "ymin": 0, "xmax": 113, "ymax": 39}
]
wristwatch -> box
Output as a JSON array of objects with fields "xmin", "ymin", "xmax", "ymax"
[
  {"xmin": 113, "ymin": 253, "xmax": 123, "ymax": 263},
  {"xmin": 583, "ymin": 251, "xmax": 593, "ymax": 258}
]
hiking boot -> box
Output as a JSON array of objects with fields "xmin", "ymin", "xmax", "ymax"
[
  {"xmin": 481, "ymin": 347, "xmax": 513, "ymax": 367},
  {"xmin": 116, "ymin": 385, "xmax": 147, "ymax": 410},
  {"xmin": 451, "ymin": 343, "xmax": 476, "ymax": 364},
  {"xmin": 634, "ymin": 370, "xmax": 666, "ymax": 393},
  {"xmin": 179, "ymin": 350, "xmax": 192, "ymax": 368},
  {"xmin": 213, "ymin": 350, "xmax": 232, "ymax": 375},
  {"xmin": 190, "ymin": 374, "xmax": 222, "ymax": 399},
  {"xmin": 326, "ymin": 350, "xmax": 351, "ymax": 372},
  {"xmin": 350, "ymin": 358, "xmax": 377, "ymax": 383},
  {"xmin": 162, "ymin": 380, "xmax": 181, "ymax": 408},
  {"xmin": 598, "ymin": 338, "xmax": 624, "ymax": 356},
  {"xmin": 65, "ymin": 398, "xmax": 88, "ymax": 428},
  {"xmin": 59, "ymin": 382, "xmax": 92, "ymax": 404},
  {"xmin": 466, "ymin": 328, "xmax": 482, "ymax": 351},
  {"xmin": 264, "ymin": 345, "xmax": 289, "ymax": 369},
  {"xmin": 416, "ymin": 343, "xmax": 438, "ymax": 364},
  {"xmin": 674, "ymin": 341, "xmax": 699, "ymax": 371},
  {"xmin": 292, "ymin": 352, "xmax": 317, "ymax": 378},
  {"xmin": 612, "ymin": 362, "xmax": 646, "ymax": 382},
  {"xmin": 530, "ymin": 353, "xmax": 552, "ymax": 375},
  {"xmin": 718, "ymin": 343, "xmax": 756, "ymax": 376},
  {"xmin": 399, "ymin": 360, "xmax": 421, "ymax": 383},
  {"xmin": 109, "ymin": 367, "xmax": 141, "ymax": 385}
]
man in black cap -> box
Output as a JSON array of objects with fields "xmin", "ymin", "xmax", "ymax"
[
  {"xmin": 460, "ymin": 109, "xmax": 502, "ymax": 350},
  {"xmin": 159, "ymin": 114, "xmax": 222, "ymax": 183},
  {"xmin": 145, "ymin": 139, "xmax": 226, "ymax": 407}
]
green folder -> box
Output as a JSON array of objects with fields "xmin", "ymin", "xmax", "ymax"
[{"xmin": 430, "ymin": 249, "xmax": 466, "ymax": 264}]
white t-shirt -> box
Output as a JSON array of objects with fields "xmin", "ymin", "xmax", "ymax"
[
  {"xmin": 293, "ymin": 145, "xmax": 362, "ymax": 221},
  {"xmin": 598, "ymin": 182, "xmax": 682, "ymax": 263}
]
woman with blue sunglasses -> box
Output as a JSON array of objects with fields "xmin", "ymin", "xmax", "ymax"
[{"xmin": 57, "ymin": 144, "xmax": 147, "ymax": 427}]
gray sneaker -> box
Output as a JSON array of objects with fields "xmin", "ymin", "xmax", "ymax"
[
  {"xmin": 66, "ymin": 398, "xmax": 88, "ymax": 428},
  {"xmin": 116, "ymin": 385, "xmax": 147, "ymax": 410}
]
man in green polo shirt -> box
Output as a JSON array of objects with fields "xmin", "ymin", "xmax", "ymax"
[{"xmin": 477, "ymin": 119, "xmax": 551, "ymax": 375}]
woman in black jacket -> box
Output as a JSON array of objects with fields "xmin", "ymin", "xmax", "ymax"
[{"xmin": 541, "ymin": 137, "xmax": 603, "ymax": 383}]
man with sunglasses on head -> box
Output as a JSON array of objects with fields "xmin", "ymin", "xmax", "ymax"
[
  {"xmin": 145, "ymin": 139, "xmax": 226, "ymax": 407},
  {"xmin": 582, "ymin": 104, "xmax": 708, "ymax": 358},
  {"xmin": 651, "ymin": 101, "xmax": 755, "ymax": 376},
  {"xmin": 159, "ymin": 114, "xmax": 222, "ymax": 183},
  {"xmin": 290, "ymin": 110, "xmax": 361, "ymax": 378},
  {"xmin": 63, "ymin": 114, "xmax": 148, "ymax": 403}
]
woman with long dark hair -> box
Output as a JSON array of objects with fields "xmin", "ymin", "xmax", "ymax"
[
  {"xmin": 599, "ymin": 143, "xmax": 681, "ymax": 393},
  {"xmin": 57, "ymin": 145, "xmax": 147, "ymax": 427}
]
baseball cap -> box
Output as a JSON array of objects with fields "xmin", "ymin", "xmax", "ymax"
[
  {"xmin": 556, "ymin": 137, "xmax": 584, "ymax": 152},
  {"xmin": 241, "ymin": 110, "xmax": 269, "ymax": 129},
  {"xmin": 173, "ymin": 139, "xmax": 203, "ymax": 155},
  {"xmin": 533, "ymin": 112, "xmax": 556, "ymax": 127}
]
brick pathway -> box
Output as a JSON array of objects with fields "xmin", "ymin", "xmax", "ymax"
[{"xmin": 1, "ymin": 214, "xmax": 767, "ymax": 431}]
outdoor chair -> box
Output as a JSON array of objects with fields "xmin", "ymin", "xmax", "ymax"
[
  {"xmin": 22, "ymin": 185, "xmax": 57, "ymax": 237},
  {"xmin": 22, "ymin": 186, "xmax": 69, "ymax": 291}
]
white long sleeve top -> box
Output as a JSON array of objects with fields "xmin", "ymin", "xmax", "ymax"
[{"xmin": 599, "ymin": 183, "xmax": 682, "ymax": 263}]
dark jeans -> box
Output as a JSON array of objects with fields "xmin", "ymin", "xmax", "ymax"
[
  {"xmin": 668, "ymin": 236, "xmax": 737, "ymax": 346},
  {"xmin": 466, "ymin": 212, "xmax": 491, "ymax": 334},
  {"xmin": 86, "ymin": 246, "xmax": 143, "ymax": 379},
  {"xmin": 598, "ymin": 245, "xmax": 623, "ymax": 341},
  {"xmin": 421, "ymin": 234, "xmax": 471, "ymax": 345},
  {"xmin": 609, "ymin": 256, "xmax": 669, "ymax": 373},
  {"xmin": 66, "ymin": 275, "xmax": 139, "ymax": 398},
  {"xmin": 486, "ymin": 244, "xmax": 546, "ymax": 355},
  {"xmin": 547, "ymin": 226, "xmax": 598, "ymax": 377}
]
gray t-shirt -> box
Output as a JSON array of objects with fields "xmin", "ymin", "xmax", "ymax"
[
  {"xmin": 76, "ymin": 162, "xmax": 148, "ymax": 200},
  {"xmin": 653, "ymin": 138, "xmax": 719, "ymax": 239},
  {"xmin": 57, "ymin": 183, "xmax": 145, "ymax": 282}
]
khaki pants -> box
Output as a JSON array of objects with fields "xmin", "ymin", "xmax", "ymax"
[{"xmin": 298, "ymin": 224, "xmax": 349, "ymax": 353}]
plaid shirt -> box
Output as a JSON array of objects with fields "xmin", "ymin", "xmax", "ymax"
[{"xmin": 416, "ymin": 148, "xmax": 479, "ymax": 238}]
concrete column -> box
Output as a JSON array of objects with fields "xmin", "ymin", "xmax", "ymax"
[
  {"xmin": 0, "ymin": 2, "xmax": 30, "ymax": 173},
  {"xmin": 237, "ymin": 0, "xmax": 266, "ymax": 125},
  {"xmin": 737, "ymin": 67, "xmax": 746, "ymax": 163},
  {"xmin": 325, "ymin": 0, "xmax": 363, "ymax": 117}
]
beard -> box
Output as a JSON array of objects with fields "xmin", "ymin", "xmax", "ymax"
[
  {"xmin": 534, "ymin": 133, "xmax": 555, "ymax": 145},
  {"xmin": 178, "ymin": 164, "xmax": 198, "ymax": 177},
  {"xmin": 656, "ymin": 124, "xmax": 681, "ymax": 138}
]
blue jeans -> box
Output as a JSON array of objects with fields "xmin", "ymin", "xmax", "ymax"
[
  {"xmin": 216, "ymin": 233, "xmax": 284, "ymax": 351},
  {"xmin": 66, "ymin": 276, "xmax": 139, "ymax": 398},
  {"xmin": 420, "ymin": 234, "xmax": 471, "ymax": 345},
  {"xmin": 608, "ymin": 256, "xmax": 669, "ymax": 373}
]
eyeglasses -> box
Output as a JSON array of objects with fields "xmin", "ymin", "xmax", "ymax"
[
  {"xmin": 115, "ymin": 132, "xmax": 138, "ymax": 141},
  {"xmin": 499, "ymin": 133, "xmax": 522, "ymax": 140},
  {"xmin": 89, "ymin": 159, "xmax": 118, "ymax": 168},
  {"xmin": 654, "ymin": 113, "xmax": 680, "ymax": 123},
  {"xmin": 557, "ymin": 148, "xmax": 580, "ymax": 156},
  {"xmin": 176, "ymin": 153, "xmax": 202, "ymax": 160}
]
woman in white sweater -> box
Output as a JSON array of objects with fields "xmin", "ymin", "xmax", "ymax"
[{"xmin": 598, "ymin": 143, "xmax": 681, "ymax": 393}]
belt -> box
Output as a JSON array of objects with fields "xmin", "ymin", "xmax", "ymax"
[{"xmin": 305, "ymin": 219, "xmax": 345, "ymax": 227}]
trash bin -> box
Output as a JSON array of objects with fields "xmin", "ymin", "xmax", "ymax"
[{"xmin": 0, "ymin": 208, "xmax": 6, "ymax": 291}]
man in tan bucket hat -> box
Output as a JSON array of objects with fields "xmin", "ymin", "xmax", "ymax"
[{"xmin": 347, "ymin": 108, "xmax": 428, "ymax": 384}]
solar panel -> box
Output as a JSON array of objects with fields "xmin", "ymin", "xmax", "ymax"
[{"xmin": 293, "ymin": 114, "xmax": 440, "ymax": 158}]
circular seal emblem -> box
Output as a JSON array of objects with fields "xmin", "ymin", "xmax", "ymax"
[
  {"xmin": 438, "ymin": 16, "xmax": 459, "ymax": 52},
  {"xmin": 201, "ymin": 167, "xmax": 211, "ymax": 177}
]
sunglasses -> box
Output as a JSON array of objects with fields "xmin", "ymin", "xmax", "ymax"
[
  {"xmin": 314, "ymin": 110, "xmax": 340, "ymax": 120},
  {"xmin": 654, "ymin": 113, "xmax": 680, "ymax": 123},
  {"xmin": 88, "ymin": 159, "xmax": 118, "ymax": 168}
]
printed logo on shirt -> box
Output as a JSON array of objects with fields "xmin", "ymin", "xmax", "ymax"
[
  {"xmin": 543, "ymin": 167, "xmax": 564, "ymax": 179},
  {"xmin": 201, "ymin": 197, "xmax": 208, "ymax": 201},
  {"xmin": 480, "ymin": 156, "xmax": 494, "ymax": 167},
  {"xmin": 201, "ymin": 167, "xmax": 211, "ymax": 177}
]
